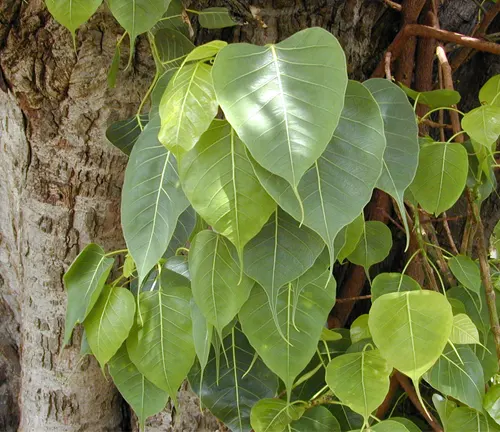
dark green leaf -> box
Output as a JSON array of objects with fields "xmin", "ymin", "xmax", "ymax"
[
  {"xmin": 105, "ymin": 114, "xmax": 148, "ymax": 156},
  {"xmin": 198, "ymin": 7, "xmax": 238, "ymax": 29},
  {"xmin": 484, "ymin": 384, "xmax": 500, "ymax": 426},
  {"xmin": 250, "ymin": 399, "xmax": 305, "ymax": 432},
  {"xmin": 289, "ymin": 406, "xmax": 341, "ymax": 432},
  {"xmin": 107, "ymin": 43, "xmax": 121, "ymax": 88},
  {"xmin": 165, "ymin": 206, "xmax": 196, "ymax": 257},
  {"xmin": 154, "ymin": 28, "xmax": 194, "ymax": 69},
  {"xmin": 449, "ymin": 254, "xmax": 481, "ymax": 295}
]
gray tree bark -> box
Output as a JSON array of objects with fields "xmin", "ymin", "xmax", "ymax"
[{"xmin": 0, "ymin": 0, "xmax": 498, "ymax": 431}]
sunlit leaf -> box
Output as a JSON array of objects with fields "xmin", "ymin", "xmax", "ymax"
[
  {"xmin": 410, "ymin": 142, "xmax": 468, "ymax": 215},
  {"xmin": 425, "ymin": 344, "xmax": 485, "ymax": 412},
  {"xmin": 364, "ymin": 78, "xmax": 419, "ymax": 240},
  {"xmin": 250, "ymin": 399, "xmax": 305, "ymax": 432},
  {"xmin": 479, "ymin": 74, "xmax": 500, "ymax": 107},
  {"xmin": 121, "ymin": 115, "xmax": 189, "ymax": 284},
  {"xmin": 335, "ymin": 213, "xmax": 365, "ymax": 264},
  {"xmin": 198, "ymin": 7, "xmax": 238, "ymax": 29},
  {"xmin": 184, "ymin": 40, "xmax": 227, "ymax": 63},
  {"xmin": 179, "ymin": 120, "xmax": 276, "ymax": 257},
  {"xmin": 484, "ymin": 384, "xmax": 500, "ymax": 426},
  {"xmin": 400, "ymin": 83, "xmax": 461, "ymax": 109},
  {"xmin": 105, "ymin": 114, "xmax": 148, "ymax": 156},
  {"xmin": 449, "ymin": 254, "xmax": 481, "ymax": 295},
  {"xmin": 64, "ymin": 244, "xmax": 114, "ymax": 344},
  {"xmin": 126, "ymin": 268, "xmax": 195, "ymax": 405},
  {"xmin": 325, "ymin": 349, "xmax": 392, "ymax": 421},
  {"xmin": 450, "ymin": 313, "xmax": 481, "ymax": 345},
  {"xmin": 349, "ymin": 314, "xmax": 371, "ymax": 344},
  {"xmin": 109, "ymin": 345, "xmax": 169, "ymax": 428},
  {"xmin": 154, "ymin": 28, "xmax": 194, "ymax": 69},
  {"xmin": 446, "ymin": 406, "xmax": 500, "ymax": 432},
  {"xmin": 448, "ymin": 286, "xmax": 489, "ymax": 336},
  {"xmin": 371, "ymin": 272, "xmax": 420, "ymax": 303},
  {"xmin": 289, "ymin": 406, "xmax": 341, "ymax": 432},
  {"xmin": 462, "ymin": 105, "xmax": 500, "ymax": 146},
  {"xmin": 83, "ymin": 285, "xmax": 135, "ymax": 368},
  {"xmin": 189, "ymin": 326, "xmax": 278, "ymax": 432},
  {"xmin": 213, "ymin": 27, "xmax": 348, "ymax": 192},
  {"xmin": 371, "ymin": 420, "xmax": 411, "ymax": 431}
]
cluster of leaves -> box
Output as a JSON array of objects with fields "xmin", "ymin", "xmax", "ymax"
[{"xmin": 46, "ymin": 1, "xmax": 500, "ymax": 431}]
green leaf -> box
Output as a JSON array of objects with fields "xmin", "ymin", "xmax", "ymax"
[
  {"xmin": 83, "ymin": 285, "xmax": 135, "ymax": 368},
  {"xmin": 108, "ymin": 345, "xmax": 169, "ymax": 428},
  {"xmin": 154, "ymin": 28, "xmax": 194, "ymax": 69},
  {"xmin": 349, "ymin": 314, "xmax": 371, "ymax": 344},
  {"xmin": 190, "ymin": 300, "xmax": 212, "ymax": 371},
  {"xmin": 325, "ymin": 349, "xmax": 392, "ymax": 422},
  {"xmin": 328, "ymin": 404, "xmax": 364, "ymax": 431},
  {"xmin": 484, "ymin": 384, "xmax": 500, "ymax": 426},
  {"xmin": 473, "ymin": 330, "xmax": 498, "ymax": 382},
  {"xmin": 389, "ymin": 418, "xmax": 421, "ymax": 432},
  {"xmin": 371, "ymin": 420, "xmax": 411, "ymax": 432},
  {"xmin": 364, "ymin": 78, "xmax": 419, "ymax": 240},
  {"xmin": 80, "ymin": 330, "xmax": 92, "ymax": 357},
  {"xmin": 105, "ymin": 114, "xmax": 148, "ymax": 156},
  {"xmin": 165, "ymin": 255, "xmax": 190, "ymax": 279},
  {"xmin": 165, "ymin": 206, "xmax": 195, "ymax": 257},
  {"xmin": 121, "ymin": 115, "xmax": 189, "ymax": 284},
  {"xmin": 213, "ymin": 27, "xmax": 348, "ymax": 193},
  {"xmin": 335, "ymin": 214, "xmax": 365, "ymax": 264},
  {"xmin": 448, "ymin": 286, "xmax": 489, "ymax": 336},
  {"xmin": 158, "ymin": 62, "xmax": 218, "ymax": 155},
  {"xmin": 179, "ymin": 120, "xmax": 276, "ymax": 257},
  {"xmin": 189, "ymin": 326, "xmax": 278, "ymax": 432},
  {"xmin": 425, "ymin": 344, "xmax": 485, "ymax": 412},
  {"xmin": 462, "ymin": 105, "xmax": 500, "ymax": 146},
  {"xmin": 433, "ymin": 393, "xmax": 458, "ymax": 430},
  {"xmin": 410, "ymin": 142, "xmax": 468, "ymax": 215},
  {"xmin": 400, "ymin": 84, "xmax": 461, "ymax": 109},
  {"xmin": 198, "ymin": 7, "xmax": 238, "ymax": 29},
  {"xmin": 240, "ymin": 259, "xmax": 335, "ymax": 394},
  {"xmin": 107, "ymin": 43, "xmax": 121, "ymax": 88},
  {"xmin": 126, "ymin": 268, "xmax": 195, "ymax": 405},
  {"xmin": 242, "ymin": 209, "xmax": 325, "ymax": 332},
  {"xmin": 45, "ymin": 0, "xmax": 103, "ymax": 40},
  {"xmin": 346, "ymin": 221, "xmax": 392, "ymax": 273},
  {"xmin": 371, "ymin": 272, "xmax": 420, "ymax": 303},
  {"xmin": 107, "ymin": 0, "xmax": 168, "ymax": 60},
  {"xmin": 189, "ymin": 230, "xmax": 254, "ymax": 335},
  {"xmin": 250, "ymin": 399, "xmax": 305, "ymax": 432},
  {"xmin": 251, "ymin": 80, "xmax": 385, "ymax": 265},
  {"xmin": 184, "ymin": 40, "xmax": 227, "ymax": 63},
  {"xmin": 289, "ymin": 406, "xmax": 341, "ymax": 432},
  {"xmin": 450, "ymin": 313, "xmax": 481, "ymax": 345},
  {"xmin": 152, "ymin": 0, "xmax": 189, "ymax": 37},
  {"xmin": 64, "ymin": 243, "xmax": 114, "ymax": 344},
  {"xmin": 368, "ymin": 291, "xmax": 453, "ymax": 383},
  {"xmin": 321, "ymin": 328, "xmax": 343, "ymax": 342},
  {"xmin": 479, "ymin": 74, "xmax": 500, "ymax": 106},
  {"xmin": 151, "ymin": 69, "xmax": 177, "ymax": 115},
  {"xmin": 449, "ymin": 254, "xmax": 481, "ymax": 295},
  {"xmin": 446, "ymin": 406, "xmax": 500, "ymax": 432}
]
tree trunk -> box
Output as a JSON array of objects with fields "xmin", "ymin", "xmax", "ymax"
[{"xmin": 0, "ymin": 0, "xmax": 499, "ymax": 431}]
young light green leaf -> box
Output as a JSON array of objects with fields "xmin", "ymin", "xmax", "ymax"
[
  {"xmin": 484, "ymin": 384, "xmax": 500, "ymax": 426},
  {"xmin": 105, "ymin": 114, "xmax": 148, "ymax": 156},
  {"xmin": 462, "ymin": 105, "xmax": 500, "ymax": 146},
  {"xmin": 109, "ymin": 345, "xmax": 169, "ymax": 428},
  {"xmin": 363, "ymin": 78, "xmax": 419, "ymax": 242},
  {"xmin": 335, "ymin": 213, "xmax": 365, "ymax": 264},
  {"xmin": 154, "ymin": 28, "xmax": 194, "ymax": 69},
  {"xmin": 239, "ymin": 264, "xmax": 336, "ymax": 394},
  {"xmin": 179, "ymin": 120, "xmax": 276, "ymax": 258},
  {"xmin": 425, "ymin": 344, "xmax": 484, "ymax": 412},
  {"xmin": 107, "ymin": 43, "xmax": 121, "ymax": 88},
  {"xmin": 371, "ymin": 272, "xmax": 420, "ymax": 303},
  {"xmin": 479, "ymin": 74, "xmax": 500, "ymax": 106},
  {"xmin": 121, "ymin": 115, "xmax": 189, "ymax": 285},
  {"xmin": 64, "ymin": 243, "xmax": 114, "ymax": 344},
  {"xmin": 190, "ymin": 300, "xmax": 212, "ymax": 371},
  {"xmin": 189, "ymin": 230, "xmax": 254, "ymax": 335},
  {"xmin": 158, "ymin": 62, "xmax": 218, "ymax": 156},
  {"xmin": 450, "ymin": 313, "xmax": 481, "ymax": 344},
  {"xmin": 243, "ymin": 209, "xmax": 325, "ymax": 333},
  {"xmin": 198, "ymin": 7, "xmax": 238, "ymax": 29},
  {"xmin": 446, "ymin": 406, "xmax": 500, "ymax": 432},
  {"xmin": 250, "ymin": 80, "xmax": 385, "ymax": 265},
  {"xmin": 389, "ymin": 418, "xmax": 421, "ymax": 432},
  {"xmin": 46, "ymin": 0, "xmax": 103, "ymax": 42},
  {"xmin": 213, "ymin": 27, "xmax": 348, "ymax": 192},
  {"xmin": 371, "ymin": 420, "xmax": 411, "ymax": 432},
  {"xmin": 448, "ymin": 286, "xmax": 491, "ymax": 337},
  {"xmin": 184, "ymin": 40, "xmax": 227, "ymax": 63},
  {"xmin": 400, "ymin": 84, "xmax": 461, "ymax": 109},
  {"xmin": 349, "ymin": 314, "xmax": 371, "ymax": 344},
  {"xmin": 189, "ymin": 326, "xmax": 278, "ymax": 432},
  {"xmin": 126, "ymin": 269, "xmax": 195, "ymax": 405},
  {"xmin": 346, "ymin": 221, "xmax": 392, "ymax": 273},
  {"xmin": 369, "ymin": 291, "xmax": 453, "ymax": 383},
  {"xmin": 107, "ymin": 0, "xmax": 168, "ymax": 61},
  {"xmin": 83, "ymin": 285, "xmax": 135, "ymax": 368},
  {"xmin": 250, "ymin": 399, "xmax": 305, "ymax": 432},
  {"xmin": 449, "ymin": 254, "xmax": 481, "ymax": 295},
  {"xmin": 321, "ymin": 328, "xmax": 343, "ymax": 342},
  {"xmin": 325, "ymin": 349, "xmax": 392, "ymax": 422},
  {"xmin": 410, "ymin": 142, "xmax": 468, "ymax": 215},
  {"xmin": 289, "ymin": 406, "xmax": 341, "ymax": 432}
]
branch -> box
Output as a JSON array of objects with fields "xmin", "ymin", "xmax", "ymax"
[{"xmin": 381, "ymin": 0, "xmax": 403, "ymax": 12}]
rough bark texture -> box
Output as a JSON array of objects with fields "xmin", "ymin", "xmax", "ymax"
[{"xmin": 0, "ymin": 0, "xmax": 499, "ymax": 431}]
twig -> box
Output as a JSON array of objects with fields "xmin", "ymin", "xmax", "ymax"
[
  {"xmin": 442, "ymin": 212, "xmax": 459, "ymax": 255},
  {"xmin": 394, "ymin": 371, "xmax": 443, "ymax": 432},
  {"xmin": 335, "ymin": 295, "xmax": 372, "ymax": 303},
  {"xmin": 385, "ymin": 52, "xmax": 393, "ymax": 80},
  {"xmin": 419, "ymin": 118, "xmax": 453, "ymax": 129}
]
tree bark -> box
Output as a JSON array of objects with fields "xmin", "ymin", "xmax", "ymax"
[{"xmin": 1, "ymin": 0, "xmax": 499, "ymax": 431}]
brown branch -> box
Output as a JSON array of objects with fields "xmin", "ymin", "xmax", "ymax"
[
  {"xmin": 374, "ymin": 24, "xmax": 500, "ymax": 77},
  {"xmin": 335, "ymin": 295, "xmax": 372, "ymax": 303},
  {"xmin": 385, "ymin": 52, "xmax": 393, "ymax": 80},
  {"xmin": 394, "ymin": 371, "xmax": 443, "ymax": 432},
  {"xmin": 376, "ymin": 374, "xmax": 400, "ymax": 419},
  {"xmin": 381, "ymin": 0, "xmax": 403, "ymax": 12},
  {"xmin": 451, "ymin": 2, "xmax": 500, "ymax": 71},
  {"xmin": 442, "ymin": 211, "xmax": 459, "ymax": 255},
  {"xmin": 419, "ymin": 118, "xmax": 453, "ymax": 129}
]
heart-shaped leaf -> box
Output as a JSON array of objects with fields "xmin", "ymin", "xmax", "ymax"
[
  {"xmin": 213, "ymin": 27, "xmax": 348, "ymax": 193},
  {"xmin": 449, "ymin": 254, "xmax": 481, "ymax": 295},
  {"xmin": 479, "ymin": 74, "xmax": 500, "ymax": 107},
  {"xmin": 64, "ymin": 243, "xmax": 114, "ymax": 344},
  {"xmin": 179, "ymin": 120, "xmax": 276, "ymax": 257},
  {"xmin": 350, "ymin": 314, "xmax": 371, "ymax": 344},
  {"xmin": 450, "ymin": 313, "xmax": 481, "ymax": 345},
  {"xmin": 121, "ymin": 115, "xmax": 189, "ymax": 284},
  {"xmin": 83, "ymin": 285, "xmax": 135, "ymax": 368},
  {"xmin": 154, "ymin": 28, "xmax": 194, "ymax": 70},
  {"xmin": 410, "ymin": 142, "xmax": 468, "ymax": 215},
  {"xmin": 250, "ymin": 399, "xmax": 305, "ymax": 432},
  {"xmin": 462, "ymin": 105, "xmax": 500, "ymax": 146},
  {"xmin": 251, "ymin": 80, "xmax": 385, "ymax": 264},
  {"xmin": 371, "ymin": 272, "xmax": 420, "ymax": 303}
]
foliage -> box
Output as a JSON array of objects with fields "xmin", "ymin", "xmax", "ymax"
[{"xmin": 46, "ymin": 2, "xmax": 500, "ymax": 431}]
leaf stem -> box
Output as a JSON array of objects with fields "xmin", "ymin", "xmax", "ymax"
[
  {"xmin": 104, "ymin": 249, "xmax": 128, "ymax": 257},
  {"xmin": 185, "ymin": 9, "xmax": 200, "ymax": 14},
  {"xmin": 419, "ymin": 106, "xmax": 464, "ymax": 122}
]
